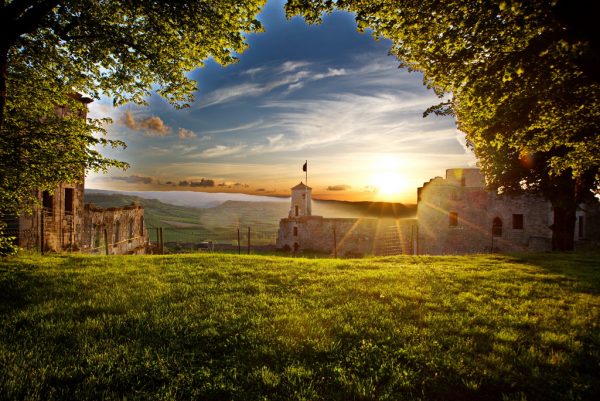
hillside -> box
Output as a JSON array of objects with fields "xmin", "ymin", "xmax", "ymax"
[{"xmin": 1, "ymin": 252, "xmax": 598, "ymax": 400}]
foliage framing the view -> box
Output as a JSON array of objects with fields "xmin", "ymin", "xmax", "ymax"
[
  {"xmin": 285, "ymin": 0, "xmax": 600, "ymax": 250},
  {"xmin": 0, "ymin": 0, "xmax": 266, "ymax": 215}
]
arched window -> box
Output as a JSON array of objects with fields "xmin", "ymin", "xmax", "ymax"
[
  {"xmin": 295, "ymin": 205, "xmax": 299, "ymax": 216},
  {"xmin": 293, "ymin": 226, "xmax": 298, "ymax": 236},
  {"xmin": 492, "ymin": 217, "xmax": 502, "ymax": 237}
]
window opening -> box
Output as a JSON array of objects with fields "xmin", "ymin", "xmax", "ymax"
[
  {"xmin": 512, "ymin": 214, "xmax": 523, "ymax": 229},
  {"xmin": 449, "ymin": 212, "xmax": 458, "ymax": 226}
]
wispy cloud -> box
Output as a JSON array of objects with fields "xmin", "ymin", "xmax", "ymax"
[
  {"xmin": 199, "ymin": 145, "xmax": 246, "ymax": 158},
  {"xmin": 204, "ymin": 120, "xmax": 269, "ymax": 135},
  {"xmin": 199, "ymin": 62, "xmax": 347, "ymax": 107},
  {"xmin": 279, "ymin": 60, "xmax": 311, "ymax": 73}
]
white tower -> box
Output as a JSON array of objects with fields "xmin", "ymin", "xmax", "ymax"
[{"xmin": 289, "ymin": 182, "xmax": 312, "ymax": 218}]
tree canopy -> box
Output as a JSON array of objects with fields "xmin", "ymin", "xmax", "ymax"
[
  {"xmin": 0, "ymin": 0, "xmax": 266, "ymax": 214},
  {"xmin": 286, "ymin": 0, "xmax": 600, "ymax": 250}
]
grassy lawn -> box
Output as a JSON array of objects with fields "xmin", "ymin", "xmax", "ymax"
[{"xmin": 0, "ymin": 252, "xmax": 598, "ymax": 400}]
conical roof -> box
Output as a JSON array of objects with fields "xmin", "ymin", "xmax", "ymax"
[{"xmin": 291, "ymin": 181, "xmax": 312, "ymax": 190}]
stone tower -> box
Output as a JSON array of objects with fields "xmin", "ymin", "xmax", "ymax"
[{"xmin": 289, "ymin": 182, "xmax": 312, "ymax": 218}]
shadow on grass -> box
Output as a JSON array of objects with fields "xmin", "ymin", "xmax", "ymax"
[{"xmin": 503, "ymin": 251, "xmax": 600, "ymax": 295}]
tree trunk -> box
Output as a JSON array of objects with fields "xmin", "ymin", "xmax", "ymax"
[
  {"xmin": 0, "ymin": 45, "xmax": 7, "ymax": 129},
  {"xmin": 551, "ymin": 205, "xmax": 576, "ymax": 251},
  {"xmin": 547, "ymin": 173, "xmax": 579, "ymax": 251}
]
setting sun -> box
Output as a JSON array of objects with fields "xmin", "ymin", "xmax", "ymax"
[{"xmin": 370, "ymin": 155, "xmax": 406, "ymax": 200}]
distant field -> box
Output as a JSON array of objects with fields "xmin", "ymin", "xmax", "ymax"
[{"xmin": 1, "ymin": 252, "xmax": 598, "ymax": 400}]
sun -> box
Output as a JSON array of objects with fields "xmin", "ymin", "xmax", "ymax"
[
  {"xmin": 370, "ymin": 155, "xmax": 404, "ymax": 199},
  {"xmin": 372, "ymin": 171, "xmax": 403, "ymax": 196}
]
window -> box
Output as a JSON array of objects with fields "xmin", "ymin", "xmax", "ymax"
[
  {"xmin": 512, "ymin": 214, "xmax": 523, "ymax": 229},
  {"xmin": 492, "ymin": 217, "xmax": 503, "ymax": 237},
  {"xmin": 94, "ymin": 225, "xmax": 102, "ymax": 248},
  {"xmin": 578, "ymin": 216, "xmax": 584, "ymax": 238},
  {"xmin": 293, "ymin": 227, "xmax": 298, "ymax": 236},
  {"xmin": 295, "ymin": 205, "xmax": 299, "ymax": 216},
  {"xmin": 128, "ymin": 219, "xmax": 134, "ymax": 242},
  {"xmin": 64, "ymin": 188, "xmax": 74, "ymax": 213},
  {"xmin": 460, "ymin": 176, "xmax": 466, "ymax": 187},
  {"xmin": 449, "ymin": 212, "xmax": 458, "ymax": 226},
  {"xmin": 42, "ymin": 190, "xmax": 53, "ymax": 211}
]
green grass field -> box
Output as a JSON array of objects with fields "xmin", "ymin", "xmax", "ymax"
[{"xmin": 0, "ymin": 252, "xmax": 598, "ymax": 400}]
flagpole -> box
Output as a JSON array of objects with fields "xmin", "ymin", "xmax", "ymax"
[{"xmin": 304, "ymin": 160, "xmax": 308, "ymax": 216}]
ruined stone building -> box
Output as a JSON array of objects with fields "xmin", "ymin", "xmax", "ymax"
[
  {"xmin": 417, "ymin": 168, "xmax": 591, "ymax": 254},
  {"xmin": 6, "ymin": 181, "xmax": 147, "ymax": 254},
  {"xmin": 276, "ymin": 182, "xmax": 417, "ymax": 256},
  {"xmin": 277, "ymin": 168, "xmax": 595, "ymax": 256},
  {"xmin": 2, "ymin": 94, "xmax": 147, "ymax": 254}
]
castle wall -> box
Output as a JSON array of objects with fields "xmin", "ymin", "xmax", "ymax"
[
  {"xmin": 417, "ymin": 170, "xmax": 553, "ymax": 254},
  {"xmin": 277, "ymin": 216, "xmax": 416, "ymax": 256},
  {"xmin": 83, "ymin": 203, "xmax": 147, "ymax": 255}
]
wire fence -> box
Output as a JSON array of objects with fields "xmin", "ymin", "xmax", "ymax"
[
  {"xmin": 147, "ymin": 222, "xmax": 279, "ymax": 254},
  {"xmin": 4, "ymin": 212, "xmax": 414, "ymax": 257}
]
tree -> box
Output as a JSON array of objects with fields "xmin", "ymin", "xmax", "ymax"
[
  {"xmin": 286, "ymin": 0, "xmax": 600, "ymax": 250},
  {"xmin": 0, "ymin": 0, "xmax": 266, "ymax": 215}
]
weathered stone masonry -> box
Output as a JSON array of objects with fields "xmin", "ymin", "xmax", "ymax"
[{"xmin": 277, "ymin": 168, "xmax": 595, "ymax": 256}]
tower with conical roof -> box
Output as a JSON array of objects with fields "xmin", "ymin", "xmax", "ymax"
[{"xmin": 289, "ymin": 182, "xmax": 312, "ymax": 218}]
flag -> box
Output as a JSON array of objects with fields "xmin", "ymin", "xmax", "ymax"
[{"xmin": 302, "ymin": 161, "xmax": 307, "ymax": 172}]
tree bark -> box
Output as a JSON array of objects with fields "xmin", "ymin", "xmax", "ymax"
[
  {"xmin": 551, "ymin": 204, "xmax": 576, "ymax": 251},
  {"xmin": 547, "ymin": 173, "xmax": 579, "ymax": 251},
  {"xmin": 0, "ymin": 45, "xmax": 7, "ymax": 130}
]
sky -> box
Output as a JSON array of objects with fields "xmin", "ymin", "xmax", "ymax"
[{"xmin": 87, "ymin": 0, "xmax": 476, "ymax": 204}]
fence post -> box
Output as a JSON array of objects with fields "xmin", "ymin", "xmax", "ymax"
[
  {"xmin": 160, "ymin": 227, "xmax": 164, "ymax": 255},
  {"xmin": 237, "ymin": 228, "xmax": 241, "ymax": 255},
  {"xmin": 333, "ymin": 227, "xmax": 337, "ymax": 258},
  {"xmin": 247, "ymin": 226, "xmax": 250, "ymax": 255},
  {"xmin": 103, "ymin": 228, "xmax": 109, "ymax": 255}
]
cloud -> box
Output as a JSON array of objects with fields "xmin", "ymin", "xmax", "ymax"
[
  {"xmin": 242, "ymin": 67, "xmax": 266, "ymax": 77},
  {"xmin": 204, "ymin": 120, "xmax": 267, "ymax": 135},
  {"xmin": 111, "ymin": 175, "xmax": 153, "ymax": 184},
  {"xmin": 313, "ymin": 68, "xmax": 347, "ymax": 80},
  {"xmin": 190, "ymin": 179, "xmax": 215, "ymax": 187},
  {"xmin": 178, "ymin": 128, "xmax": 197, "ymax": 139},
  {"xmin": 280, "ymin": 61, "xmax": 311, "ymax": 73},
  {"xmin": 178, "ymin": 179, "xmax": 214, "ymax": 187},
  {"xmin": 199, "ymin": 145, "xmax": 245, "ymax": 158},
  {"xmin": 327, "ymin": 184, "xmax": 351, "ymax": 191},
  {"xmin": 120, "ymin": 111, "xmax": 171, "ymax": 136}
]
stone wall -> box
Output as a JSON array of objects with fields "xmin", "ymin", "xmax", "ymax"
[
  {"xmin": 277, "ymin": 216, "xmax": 416, "ymax": 256},
  {"xmin": 417, "ymin": 169, "xmax": 553, "ymax": 254},
  {"xmin": 83, "ymin": 203, "xmax": 147, "ymax": 255},
  {"xmin": 17, "ymin": 182, "xmax": 85, "ymax": 252}
]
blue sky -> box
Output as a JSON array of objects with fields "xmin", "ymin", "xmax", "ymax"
[{"xmin": 88, "ymin": 0, "xmax": 476, "ymax": 203}]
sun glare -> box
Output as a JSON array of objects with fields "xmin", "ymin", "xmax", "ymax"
[{"xmin": 370, "ymin": 155, "xmax": 405, "ymax": 199}]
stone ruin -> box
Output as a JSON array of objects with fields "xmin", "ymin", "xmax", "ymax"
[{"xmin": 277, "ymin": 168, "xmax": 596, "ymax": 256}]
